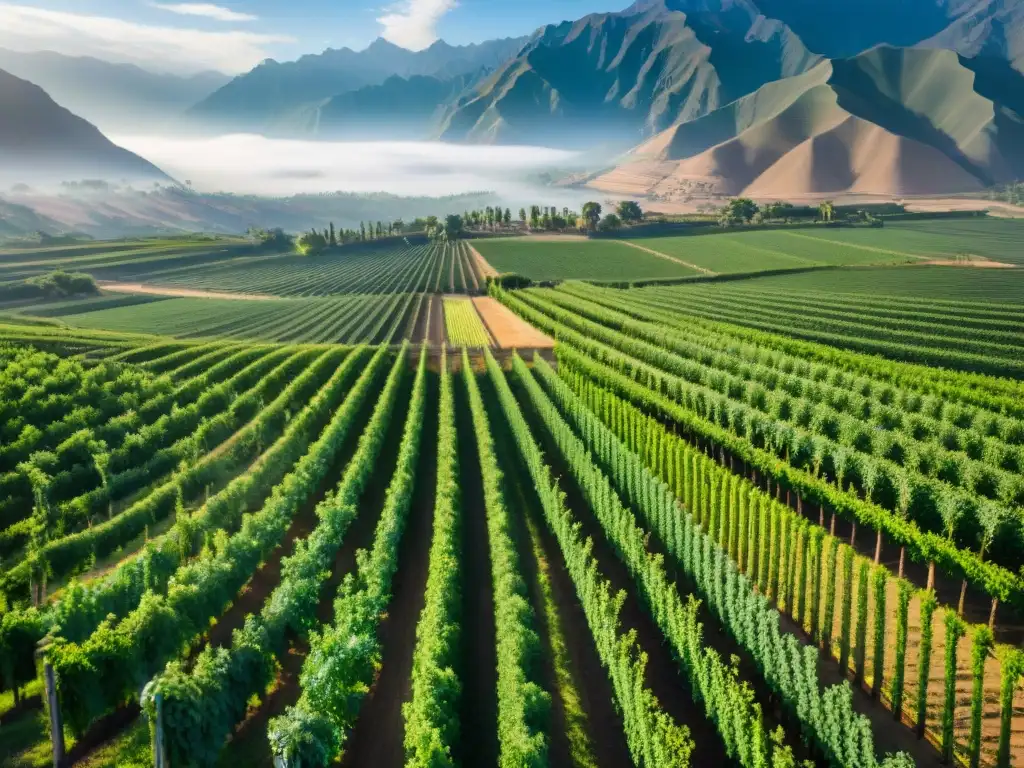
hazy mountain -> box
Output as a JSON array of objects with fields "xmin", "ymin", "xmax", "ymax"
[
  {"xmin": 591, "ymin": 46, "xmax": 1024, "ymax": 198},
  {"xmin": 922, "ymin": 0, "xmax": 1024, "ymax": 73},
  {"xmin": 298, "ymin": 74, "xmax": 480, "ymax": 139},
  {"xmin": 436, "ymin": 2, "xmax": 820, "ymax": 147},
  {"xmin": 0, "ymin": 49, "xmax": 229, "ymax": 131},
  {"xmin": 0, "ymin": 187, "xmax": 498, "ymax": 240},
  {"xmin": 189, "ymin": 36, "xmax": 528, "ymax": 132},
  {"xmin": 0, "ymin": 68, "xmax": 172, "ymax": 188}
]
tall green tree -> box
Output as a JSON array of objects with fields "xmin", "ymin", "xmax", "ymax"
[
  {"xmin": 582, "ymin": 201, "xmax": 602, "ymax": 230},
  {"xmin": 616, "ymin": 200, "xmax": 643, "ymax": 223}
]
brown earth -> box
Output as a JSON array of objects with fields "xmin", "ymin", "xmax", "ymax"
[
  {"xmin": 99, "ymin": 281, "xmax": 276, "ymax": 301},
  {"xmin": 917, "ymin": 259, "xmax": 1016, "ymax": 268},
  {"xmin": 427, "ymin": 294, "xmax": 446, "ymax": 346},
  {"xmin": 472, "ymin": 297, "xmax": 554, "ymax": 349}
]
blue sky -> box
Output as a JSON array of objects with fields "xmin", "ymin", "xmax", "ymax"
[{"xmin": 0, "ymin": 0, "xmax": 622, "ymax": 74}]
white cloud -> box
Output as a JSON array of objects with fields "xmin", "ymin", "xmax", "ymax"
[
  {"xmin": 0, "ymin": 4, "xmax": 291, "ymax": 74},
  {"xmin": 377, "ymin": 0, "xmax": 456, "ymax": 51},
  {"xmin": 150, "ymin": 3, "xmax": 258, "ymax": 22}
]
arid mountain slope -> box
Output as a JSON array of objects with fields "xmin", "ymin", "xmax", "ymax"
[
  {"xmin": 436, "ymin": 3, "xmax": 820, "ymax": 147},
  {"xmin": 592, "ymin": 46, "xmax": 1024, "ymax": 198}
]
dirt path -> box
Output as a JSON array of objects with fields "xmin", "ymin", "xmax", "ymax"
[
  {"xmin": 454, "ymin": 380, "xmax": 500, "ymax": 766},
  {"xmin": 917, "ymin": 259, "xmax": 1016, "ymax": 268},
  {"xmin": 98, "ymin": 281, "xmax": 278, "ymax": 301},
  {"xmin": 411, "ymin": 294, "xmax": 430, "ymax": 344},
  {"xmin": 428, "ymin": 295, "xmax": 446, "ymax": 346},
  {"xmin": 523, "ymin": 234, "xmax": 589, "ymax": 242},
  {"xmin": 619, "ymin": 240, "xmax": 717, "ymax": 275},
  {"xmin": 467, "ymin": 243, "xmax": 499, "ymax": 278},
  {"xmin": 473, "ymin": 297, "xmax": 554, "ymax": 349},
  {"xmin": 342, "ymin": 374, "xmax": 439, "ymax": 767}
]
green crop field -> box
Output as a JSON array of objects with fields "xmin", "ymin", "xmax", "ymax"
[
  {"xmin": 722, "ymin": 264, "xmax": 1024, "ymax": 302},
  {"xmin": 471, "ymin": 237, "xmax": 700, "ymax": 281},
  {"xmin": 59, "ymin": 293, "xmax": 425, "ymax": 344},
  {"xmin": 1, "ymin": 218, "xmax": 1023, "ymax": 768},
  {"xmin": 627, "ymin": 219, "xmax": 1024, "ymax": 275},
  {"xmin": 442, "ymin": 296, "xmax": 491, "ymax": 346},
  {"xmin": 630, "ymin": 228, "xmax": 922, "ymax": 274}
]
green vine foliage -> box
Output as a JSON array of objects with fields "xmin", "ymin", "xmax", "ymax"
[
  {"xmin": 871, "ymin": 567, "xmax": 888, "ymax": 699},
  {"xmin": 0, "ymin": 347, "xmax": 344, "ymax": 693},
  {"xmin": 942, "ymin": 610, "xmax": 968, "ymax": 763},
  {"xmin": 145, "ymin": 345, "xmax": 407, "ymax": 766},
  {"xmin": 403, "ymin": 350, "xmax": 463, "ymax": 768},
  {"xmin": 528, "ymin": 354, "xmax": 911, "ymax": 768},
  {"xmin": 839, "ymin": 546, "xmax": 855, "ymax": 674},
  {"xmin": 998, "ymin": 650, "xmax": 1024, "ymax": 768},
  {"xmin": 854, "ymin": 560, "xmax": 870, "ymax": 683},
  {"xmin": 505, "ymin": 289, "xmax": 1022, "ymax": 611},
  {"xmin": 493, "ymin": 351, "xmax": 693, "ymax": 768},
  {"xmin": 968, "ymin": 625, "xmax": 994, "ymax": 768},
  {"xmin": 891, "ymin": 579, "xmax": 913, "ymax": 720},
  {"xmin": 915, "ymin": 590, "xmax": 938, "ymax": 735},
  {"xmin": 49, "ymin": 347, "xmax": 377, "ymax": 735},
  {"xmin": 266, "ymin": 346, "xmax": 430, "ymax": 767}
]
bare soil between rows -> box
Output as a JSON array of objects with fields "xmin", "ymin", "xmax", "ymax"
[
  {"xmin": 473, "ymin": 297, "xmax": 555, "ymax": 349},
  {"xmin": 99, "ymin": 281, "xmax": 278, "ymax": 300}
]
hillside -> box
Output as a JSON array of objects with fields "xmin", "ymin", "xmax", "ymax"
[
  {"xmin": 591, "ymin": 46, "xmax": 1024, "ymax": 198},
  {"xmin": 284, "ymin": 74, "xmax": 478, "ymax": 139},
  {"xmin": 189, "ymin": 36, "xmax": 527, "ymax": 132},
  {"xmin": 0, "ymin": 48, "xmax": 228, "ymax": 131},
  {"xmin": 922, "ymin": 0, "xmax": 1024, "ymax": 73},
  {"xmin": 437, "ymin": 2, "xmax": 820, "ymax": 147},
  {"xmin": 0, "ymin": 68, "xmax": 172, "ymax": 188}
]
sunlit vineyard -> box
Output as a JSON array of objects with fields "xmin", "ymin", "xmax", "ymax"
[{"xmin": 0, "ymin": 224, "xmax": 1022, "ymax": 768}]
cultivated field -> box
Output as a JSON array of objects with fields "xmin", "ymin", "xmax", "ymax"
[
  {"xmin": 471, "ymin": 238, "xmax": 700, "ymax": 281},
  {"xmin": 0, "ymin": 217, "xmax": 1022, "ymax": 768},
  {"xmin": 731, "ymin": 264, "xmax": 1024, "ymax": 302},
  {"xmin": 581, "ymin": 279, "xmax": 1024, "ymax": 376}
]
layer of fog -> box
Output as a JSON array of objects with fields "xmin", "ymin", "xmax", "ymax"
[{"xmin": 111, "ymin": 134, "xmax": 597, "ymax": 209}]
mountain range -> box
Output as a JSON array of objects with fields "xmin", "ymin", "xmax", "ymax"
[
  {"xmin": 590, "ymin": 45, "xmax": 1024, "ymax": 198},
  {"xmin": 188, "ymin": 36, "xmax": 529, "ymax": 134},
  {"xmin": 0, "ymin": 48, "xmax": 228, "ymax": 132},
  {"xmin": 1, "ymin": 0, "xmax": 1023, "ymax": 202},
  {"xmin": 0, "ymin": 68, "xmax": 171, "ymax": 189}
]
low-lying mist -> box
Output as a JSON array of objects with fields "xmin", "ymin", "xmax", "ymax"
[{"xmin": 111, "ymin": 134, "xmax": 595, "ymax": 209}]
